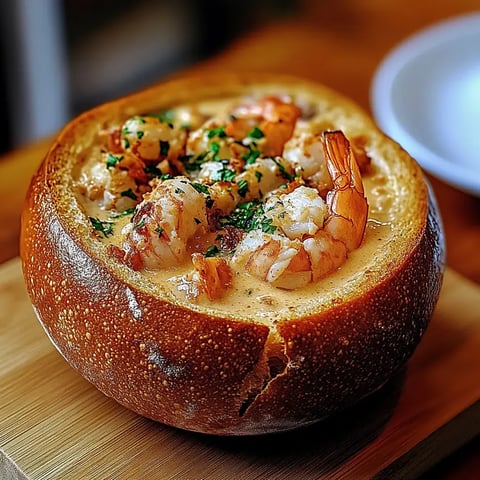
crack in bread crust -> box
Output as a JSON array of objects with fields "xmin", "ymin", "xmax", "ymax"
[{"xmin": 20, "ymin": 73, "xmax": 445, "ymax": 435}]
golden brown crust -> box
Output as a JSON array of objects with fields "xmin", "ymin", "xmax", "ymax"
[{"xmin": 20, "ymin": 73, "xmax": 445, "ymax": 435}]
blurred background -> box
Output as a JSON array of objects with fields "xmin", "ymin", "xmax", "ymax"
[{"xmin": 0, "ymin": 0, "xmax": 298, "ymax": 154}]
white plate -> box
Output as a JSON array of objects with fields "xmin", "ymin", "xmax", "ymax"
[{"xmin": 371, "ymin": 13, "xmax": 480, "ymax": 196}]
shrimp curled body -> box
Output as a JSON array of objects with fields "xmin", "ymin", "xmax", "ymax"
[
  {"xmin": 123, "ymin": 177, "xmax": 208, "ymax": 270},
  {"xmin": 232, "ymin": 131, "xmax": 368, "ymax": 289}
]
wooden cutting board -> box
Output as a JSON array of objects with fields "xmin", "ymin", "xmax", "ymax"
[{"xmin": 1, "ymin": 258, "xmax": 480, "ymax": 480}]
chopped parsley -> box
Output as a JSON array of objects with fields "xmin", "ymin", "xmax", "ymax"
[
  {"xmin": 135, "ymin": 218, "xmax": 145, "ymax": 229},
  {"xmin": 207, "ymin": 127, "xmax": 227, "ymax": 139},
  {"xmin": 191, "ymin": 182, "xmax": 210, "ymax": 195},
  {"xmin": 180, "ymin": 152, "xmax": 208, "ymax": 173},
  {"xmin": 136, "ymin": 131, "xmax": 144, "ymax": 139},
  {"xmin": 242, "ymin": 147, "xmax": 261, "ymax": 165},
  {"xmin": 210, "ymin": 142, "xmax": 221, "ymax": 161},
  {"xmin": 144, "ymin": 164, "xmax": 171, "ymax": 179},
  {"xmin": 255, "ymin": 170, "xmax": 263, "ymax": 182},
  {"xmin": 143, "ymin": 110, "xmax": 175, "ymax": 127},
  {"xmin": 205, "ymin": 245, "xmax": 220, "ymax": 257},
  {"xmin": 254, "ymin": 217, "xmax": 276, "ymax": 234},
  {"xmin": 132, "ymin": 116, "xmax": 146, "ymax": 124},
  {"xmin": 154, "ymin": 226, "xmax": 164, "ymax": 237},
  {"xmin": 247, "ymin": 126, "xmax": 264, "ymax": 139},
  {"xmin": 89, "ymin": 217, "xmax": 114, "ymax": 238},
  {"xmin": 215, "ymin": 165, "xmax": 236, "ymax": 182},
  {"xmin": 272, "ymin": 157, "xmax": 296, "ymax": 181},
  {"xmin": 160, "ymin": 140, "xmax": 170, "ymax": 156},
  {"xmin": 106, "ymin": 153, "xmax": 123, "ymax": 168},
  {"xmin": 237, "ymin": 179, "xmax": 249, "ymax": 197},
  {"xmin": 219, "ymin": 200, "xmax": 277, "ymax": 234},
  {"xmin": 120, "ymin": 189, "xmax": 137, "ymax": 200}
]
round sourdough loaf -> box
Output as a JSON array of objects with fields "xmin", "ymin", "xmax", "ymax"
[{"xmin": 20, "ymin": 74, "xmax": 445, "ymax": 435}]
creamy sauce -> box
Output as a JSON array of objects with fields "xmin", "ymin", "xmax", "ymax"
[
  {"xmin": 146, "ymin": 176, "xmax": 393, "ymax": 320},
  {"xmin": 74, "ymin": 94, "xmax": 398, "ymax": 322}
]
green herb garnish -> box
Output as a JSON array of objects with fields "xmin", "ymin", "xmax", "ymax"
[
  {"xmin": 215, "ymin": 166, "xmax": 236, "ymax": 182},
  {"xmin": 150, "ymin": 110, "xmax": 175, "ymax": 125},
  {"xmin": 272, "ymin": 157, "xmax": 295, "ymax": 181},
  {"xmin": 179, "ymin": 152, "xmax": 208, "ymax": 173},
  {"xmin": 160, "ymin": 140, "xmax": 170, "ymax": 156},
  {"xmin": 120, "ymin": 189, "xmax": 137, "ymax": 200},
  {"xmin": 207, "ymin": 127, "xmax": 227, "ymax": 139},
  {"xmin": 135, "ymin": 218, "xmax": 145, "ymax": 229},
  {"xmin": 219, "ymin": 200, "xmax": 277, "ymax": 234},
  {"xmin": 205, "ymin": 245, "xmax": 220, "ymax": 257},
  {"xmin": 144, "ymin": 164, "xmax": 171, "ymax": 179},
  {"xmin": 106, "ymin": 153, "xmax": 123, "ymax": 168},
  {"xmin": 89, "ymin": 217, "xmax": 114, "ymax": 237},
  {"xmin": 191, "ymin": 182, "xmax": 210, "ymax": 195},
  {"xmin": 237, "ymin": 179, "xmax": 249, "ymax": 197},
  {"xmin": 247, "ymin": 127, "xmax": 264, "ymax": 139},
  {"xmin": 242, "ymin": 147, "xmax": 261, "ymax": 165},
  {"xmin": 210, "ymin": 142, "xmax": 221, "ymax": 161}
]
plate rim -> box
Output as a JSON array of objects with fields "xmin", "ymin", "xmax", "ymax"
[{"xmin": 370, "ymin": 12, "xmax": 480, "ymax": 196}]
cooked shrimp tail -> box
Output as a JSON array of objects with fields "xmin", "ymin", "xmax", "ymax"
[{"xmin": 323, "ymin": 130, "xmax": 368, "ymax": 251}]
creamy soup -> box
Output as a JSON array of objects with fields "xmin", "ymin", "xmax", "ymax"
[{"xmin": 74, "ymin": 94, "xmax": 396, "ymax": 321}]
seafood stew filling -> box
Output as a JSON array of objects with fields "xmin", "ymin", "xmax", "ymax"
[{"xmin": 75, "ymin": 94, "xmax": 393, "ymax": 315}]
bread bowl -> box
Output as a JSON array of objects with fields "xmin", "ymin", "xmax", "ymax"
[{"xmin": 20, "ymin": 73, "xmax": 445, "ymax": 435}]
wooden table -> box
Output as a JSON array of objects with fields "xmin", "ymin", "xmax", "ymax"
[{"xmin": 1, "ymin": 0, "xmax": 480, "ymax": 478}]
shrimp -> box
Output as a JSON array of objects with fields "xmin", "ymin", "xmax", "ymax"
[
  {"xmin": 322, "ymin": 130, "xmax": 368, "ymax": 251},
  {"xmin": 187, "ymin": 254, "xmax": 233, "ymax": 301},
  {"xmin": 199, "ymin": 157, "xmax": 296, "ymax": 214},
  {"xmin": 225, "ymin": 96, "xmax": 301, "ymax": 156},
  {"xmin": 233, "ymin": 230, "xmax": 313, "ymax": 289},
  {"xmin": 119, "ymin": 175, "xmax": 234, "ymax": 300},
  {"xmin": 122, "ymin": 177, "xmax": 209, "ymax": 270},
  {"xmin": 77, "ymin": 152, "xmax": 142, "ymax": 211},
  {"xmin": 121, "ymin": 115, "xmax": 187, "ymax": 162},
  {"xmin": 186, "ymin": 119, "xmax": 246, "ymax": 163},
  {"xmin": 283, "ymin": 127, "xmax": 372, "ymax": 194},
  {"xmin": 263, "ymin": 185, "xmax": 328, "ymax": 240},
  {"xmin": 283, "ymin": 131, "xmax": 333, "ymax": 192},
  {"xmin": 232, "ymin": 131, "xmax": 368, "ymax": 288}
]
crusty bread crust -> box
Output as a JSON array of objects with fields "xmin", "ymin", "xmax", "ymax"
[{"xmin": 20, "ymin": 74, "xmax": 445, "ymax": 435}]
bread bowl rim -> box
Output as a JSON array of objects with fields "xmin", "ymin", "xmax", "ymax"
[
  {"xmin": 40, "ymin": 72, "xmax": 430, "ymax": 324},
  {"xmin": 19, "ymin": 72, "xmax": 446, "ymax": 435}
]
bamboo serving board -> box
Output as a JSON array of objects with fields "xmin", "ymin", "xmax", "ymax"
[{"xmin": 1, "ymin": 258, "xmax": 480, "ymax": 480}]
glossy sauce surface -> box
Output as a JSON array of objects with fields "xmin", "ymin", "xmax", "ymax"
[{"xmin": 74, "ymin": 95, "xmax": 398, "ymax": 321}]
